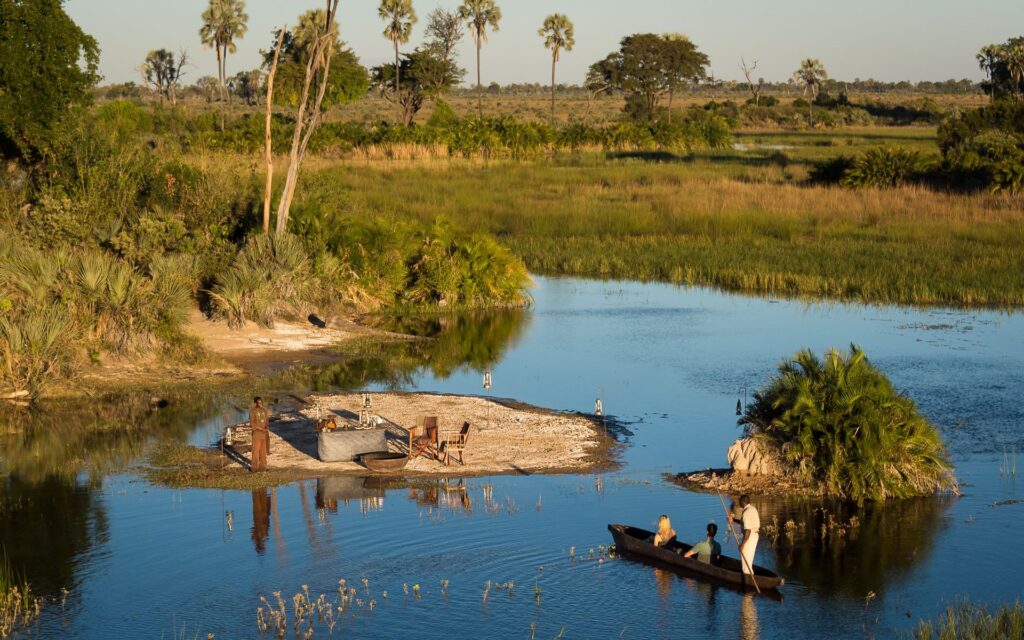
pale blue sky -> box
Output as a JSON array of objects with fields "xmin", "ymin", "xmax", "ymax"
[{"xmin": 67, "ymin": 0, "xmax": 1024, "ymax": 86}]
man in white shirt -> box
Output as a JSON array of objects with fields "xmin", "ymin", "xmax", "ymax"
[{"xmin": 734, "ymin": 494, "xmax": 760, "ymax": 576}]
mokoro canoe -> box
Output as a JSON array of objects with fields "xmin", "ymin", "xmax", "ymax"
[{"xmin": 608, "ymin": 524, "xmax": 784, "ymax": 592}]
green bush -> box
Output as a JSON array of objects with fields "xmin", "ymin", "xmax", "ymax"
[
  {"xmin": 742, "ymin": 345, "xmax": 957, "ymax": 504},
  {"xmin": 841, "ymin": 146, "xmax": 922, "ymax": 188}
]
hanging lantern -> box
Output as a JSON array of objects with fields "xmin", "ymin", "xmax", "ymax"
[
  {"xmin": 224, "ymin": 426, "xmax": 234, "ymax": 446},
  {"xmin": 595, "ymin": 398, "xmax": 603, "ymax": 417},
  {"xmin": 736, "ymin": 398, "xmax": 743, "ymax": 416},
  {"xmin": 362, "ymin": 393, "xmax": 372, "ymax": 409},
  {"xmin": 483, "ymin": 371, "xmax": 493, "ymax": 390}
]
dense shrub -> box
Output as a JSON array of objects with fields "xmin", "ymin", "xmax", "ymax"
[
  {"xmin": 841, "ymin": 146, "xmax": 922, "ymax": 188},
  {"xmin": 742, "ymin": 345, "xmax": 957, "ymax": 504},
  {"xmin": 938, "ymin": 100, "xmax": 1024, "ymax": 193}
]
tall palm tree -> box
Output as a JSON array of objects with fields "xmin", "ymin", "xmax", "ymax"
[
  {"xmin": 458, "ymin": 0, "xmax": 502, "ymax": 117},
  {"xmin": 1004, "ymin": 44, "xmax": 1024, "ymax": 100},
  {"xmin": 538, "ymin": 14, "xmax": 575, "ymax": 125},
  {"xmin": 976, "ymin": 44, "xmax": 1004, "ymax": 103},
  {"xmin": 792, "ymin": 58, "xmax": 827, "ymax": 127},
  {"xmin": 199, "ymin": 0, "xmax": 249, "ymax": 129},
  {"xmin": 379, "ymin": 0, "xmax": 417, "ymax": 122}
]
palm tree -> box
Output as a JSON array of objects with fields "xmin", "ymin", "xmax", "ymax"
[
  {"xmin": 458, "ymin": 0, "xmax": 502, "ymax": 116},
  {"xmin": 379, "ymin": 0, "xmax": 417, "ymax": 122},
  {"xmin": 976, "ymin": 44, "xmax": 1004, "ymax": 102},
  {"xmin": 538, "ymin": 14, "xmax": 575, "ymax": 125},
  {"xmin": 1004, "ymin": 43, "xmax": 1024, "ymax": 100},
  {"xmin": 792, "ymin": 58, "xmax": 827, "ymax": 127},
  {"xmin": 199, "ymin": 0, "xmax": 249, "ymax": 129}
]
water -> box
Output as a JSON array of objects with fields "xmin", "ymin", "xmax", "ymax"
[{"xmin": 2, "ymin": 277, "xmax": 1023, "ymax": 639}]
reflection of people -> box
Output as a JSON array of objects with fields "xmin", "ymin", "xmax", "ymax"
[
  {"xmin": 684, "ymin": 522, "xmax": 722, "ymax": 564},
  {"xmin": 251, "ymin": 489, "xmax": 271, "ymax": 554},
  {"xmin": 651, "ymin": 515, "xmax": 677, "ymax": 547},
  {"xmin": 250, "ymin": 397, "xmax": 269, "ymax": 472},
  {"xmin": 653, "ymin": 567, "xmax": 673, "ymax": 600},
  {"xmin": 740, "ymin": 592, "xmax": 760, "ymax": 640},
  {"xmin": 733, "ymin": 495, "xmax": 760, "ymax": 575}
]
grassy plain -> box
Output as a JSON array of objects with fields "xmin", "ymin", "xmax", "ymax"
[{"xmin": 280, "ymin": 127, "xmax": 1024, "ymax": 307}]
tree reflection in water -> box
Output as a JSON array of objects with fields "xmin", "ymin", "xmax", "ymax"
[
  {"xmin": 275, "ymin": 308, "xmax": 530, "ymax": 391},
  {"xmin": 756, "ymin": 496, "xmax": 955, "ymax": 598}
]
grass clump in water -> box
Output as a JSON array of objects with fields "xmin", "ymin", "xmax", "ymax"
[
  {"xmin": 143, "ymin": 442, "xmax": 305, "ymax": 491},
  {"xmin": 742, "ymin": 345, "xmax": 958, "ymax": 504},
  {"xmin": 914, "ymin": 600, "xmax": 1024, "ymax": 640},
  {"xmin": 0, "ymin": 550, "xmax": 44, "ymax": 638}
]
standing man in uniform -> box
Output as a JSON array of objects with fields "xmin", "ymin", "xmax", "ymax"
[
  {"xmin": 250, "ymin": 397, "xmax": 270, "ymax": 472},
  {"xmin": 733, "ymin": 494, "xmax": 760, "ymax": 576}
]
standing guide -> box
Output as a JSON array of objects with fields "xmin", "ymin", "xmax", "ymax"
[
  {"xmin": 734, "ymin": 494, "xmax": 760, "ymax": 575},
  {"xmin": 250, "ymin": 397, "xmax": 270, "ymax": 472}
]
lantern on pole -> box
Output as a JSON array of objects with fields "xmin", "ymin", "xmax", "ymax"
[{"xmin": 483, "ymin": 371, "xmax": 493, "ymax": 391}]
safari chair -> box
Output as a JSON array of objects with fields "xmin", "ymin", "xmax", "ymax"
[
  {"xmin": 409, "ymin": 416, "xmax": 440, "ymax": 461},
  {"xmin": 440, "ymin": 421, "xmax": 471, "ymax": 466}
]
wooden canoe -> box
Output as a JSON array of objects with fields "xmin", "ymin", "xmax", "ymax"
[{"xmin": 608, "ymin": 524, "xmax": 784, "ymax": 592}]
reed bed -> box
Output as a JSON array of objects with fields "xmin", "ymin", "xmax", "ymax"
[{"xmin": 914, "ymin": 601, "xmax": 1024, "ymax": 640}]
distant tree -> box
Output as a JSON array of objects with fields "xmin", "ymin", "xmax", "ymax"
[
  {"xmin": 792, "ymin": 58, "xmax": 828, "ymax": 126},
  {"xmin": 0, "ymin": 0, "xmax": 99, "ymax": 161},
  {"xmin": 977, "ymin": 44, "xmax": 1004, "ymax": 102},
  {"xmin": 229, "ymin": 69, "xmax": 264, "ymax": 106},
  {"xmin": 262, "ymin": 12, "xmax": 369, "ymax": 110},
  {"xmin": 199, "ymin": 0, "xmax": 248, "ymax": 128},
  {"xmin": 195, "ymin": 76, "xmax": 220, "ymax": 103},
  {"xmin": 458, "ymin": 0, "xmax": 502, "ymax": 116},
  {"xmin": 975, "ymin": 38, "xmax": 1024, "ymax": 101},
  {"xmin": 589, "ymin": 33, "xmax": 709, "ymax": 121},
  {"xmin": 379, "ymin": 0, "xmax": 417, "ymax": 122},
  {"xmin": 141, "ymin": 49, "xmax": 190, "ymax": 105},
  {"xmin": 425, "ymin": 7, "xmax": 464, "ymax": 65},
  {"xmin": 1005, "ymin": 44, "xmax": 1024, "ymax": 101},
  {"xmin": 538, "ymin": 14, "xmax": 575, "ymax": 125},
  {"xmin": 740, "ymin": 58, "xmax": 763, "ymax": 106},
  {"xmin": 661, "ymin": 33, "xmax": 705, "ymax": 109},
  {"xmin": 371, "ymin": 49, "xmax": 461, "ymax": 125}
]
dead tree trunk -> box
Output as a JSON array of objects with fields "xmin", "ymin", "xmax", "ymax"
[
  {"xmin": 274, "ymin": 0, "xmax": 340, "ymax": 237},
  {"xmin": 263, "ymin": 25, "xmax": 285, "ymax": 234}
]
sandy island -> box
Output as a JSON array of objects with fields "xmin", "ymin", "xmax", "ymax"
[{"xmin": 225, "ymin": 392, "xmax": 617, "ymax": 477}]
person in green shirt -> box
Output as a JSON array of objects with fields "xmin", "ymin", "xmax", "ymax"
[{"xmin": 683, "ymin": 522, "xmax": 722, "ymax": 564}]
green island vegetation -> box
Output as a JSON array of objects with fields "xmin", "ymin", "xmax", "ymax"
[
  {"xmin": 740, "ymin": 345, "xmax": 957, "ymax": 504},
  {"xmin": 914, "ymin": 601, "xmax": 1024, "ymax": 640}
]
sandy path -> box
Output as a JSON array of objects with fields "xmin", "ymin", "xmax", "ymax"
[{"xmin": 227, "ymin": 392, "xmax": 614, "ymax": 476}]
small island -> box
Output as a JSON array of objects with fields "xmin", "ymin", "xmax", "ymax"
[
  {"xmin": 674, "ymin": 345, "xmax": 960, "ymax": 504},
  {"xmin": 147, "ymin": 392, "xmax": 618, "ymax": 488}
]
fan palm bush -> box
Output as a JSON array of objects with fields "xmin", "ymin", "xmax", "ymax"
[
  {"xmin": 209, "ymin": 233, "xmax": 316, "ymax": 328},
  {"xmin": 0, "ymin": 304, "xmax": 77, "ymax": 398},
  {"xmin": 840, "ymin": 146, "xmax": 922, "ymax": 188},
  {"xmin": 742, "ymin": 345, "xmax": 957, "ymax": 504}
]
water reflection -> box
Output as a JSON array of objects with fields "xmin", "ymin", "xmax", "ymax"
[
  {"xmin": 0, "ymin": 476, "xmax": 106, "ymax": 597},
  {"xmin": 251, "ymin": 489, "xmax": 271, "ymax": 555},
  {"xmin": 755, "ymin": 496, "xmax": 954, "ymax": 598},
  {"xmin": 277, "ymin": 309, "xmax": 529, "ymax": 391}
]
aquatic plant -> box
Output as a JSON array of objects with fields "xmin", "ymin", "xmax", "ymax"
[
  {"xmin": 742, "ymin": 345, "xmax": 957, "ymax": 504},
  {"xmin": 914, "ymin": 600, "xmax": 1024, "ymax": 640},
  {"xmin": 0, "ymin": 551, "xmax": 44, "ymax": 638}
]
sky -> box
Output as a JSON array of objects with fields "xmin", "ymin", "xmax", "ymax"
[{"xmin": 67, "ymin": 0, "xmax": 1024, "ymax": 87}]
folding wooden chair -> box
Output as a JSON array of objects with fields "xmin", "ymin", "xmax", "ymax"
[
  {"xmin": 410, "ymin": 416, "xmax": 440, "ymax": 461},
  {"xmin": 440, "ymin": 421, "xmax": 471, "ymax": 466}
]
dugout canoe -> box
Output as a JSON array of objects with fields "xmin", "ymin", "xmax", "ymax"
[{"xmin": 608, "ymin": 524, "xmax": 784, "ymax": 592}]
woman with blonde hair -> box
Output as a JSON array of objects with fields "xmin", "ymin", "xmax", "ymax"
[{"xmin": 652, "ymin": 514, "xmax": 676, "ymax": 547}]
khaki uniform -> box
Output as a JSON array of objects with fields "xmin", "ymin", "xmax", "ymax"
[{"xmin": 250, "ymin": 405, "xmax": 270, "ymax": 472}]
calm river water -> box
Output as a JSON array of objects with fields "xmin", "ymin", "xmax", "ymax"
[{"xmin": 2, "ymin": 277, "xmax": 1023, "ymax": 639}]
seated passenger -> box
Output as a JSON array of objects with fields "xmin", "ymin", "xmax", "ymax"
[
  {"xmin": 651, "ymin": 514, "xmax": 677, "ymax": 547},
  {"xmin": 684, "ymin": 522, "xmax": 722, "ymax": 564}
]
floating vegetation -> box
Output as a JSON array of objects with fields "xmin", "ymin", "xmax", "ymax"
[{"xmin": 760, "ymin": 509, "xmax": 861, "ymax": 546}]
